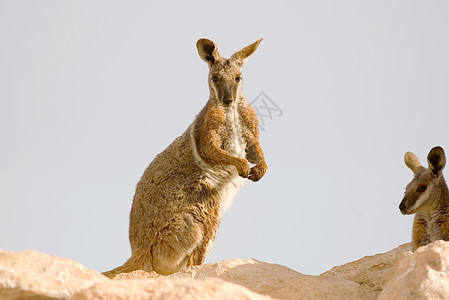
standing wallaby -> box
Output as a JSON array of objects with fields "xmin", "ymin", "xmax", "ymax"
[
  {"xmin": 399, "ymin": 146, "xmax": 449, "ymax": 251},
  {"xmin": 102, "ymin": 38, "xmax": 267, "ymax": 278}
]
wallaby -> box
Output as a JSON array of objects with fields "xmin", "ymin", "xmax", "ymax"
[
  {"xmin": 102, "ymin": 38, "xmax": 267, "ymax": 278},
  {"xmin": 399, "ymin": 146, "xmax": 449, "ymax": 251}
]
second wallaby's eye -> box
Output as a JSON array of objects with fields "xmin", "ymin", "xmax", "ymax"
[
  {"xmin": 211, "ymin": 76, "xmax": 219, "ymax": 82},
  {"xmin": 417, "ymin": 185, "xmax": 427, "ymax": 193},
  {"xmin": 235, "ymin": 76, "xmax": 242, "ymax": 82}
]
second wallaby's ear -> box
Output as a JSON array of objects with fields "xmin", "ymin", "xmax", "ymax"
[
  {"xmin": 428, "ymin": 146, "xmax": 446, "ymax": 176},
  {"xmin": 404, "ymin": 151, "xmax": 423, "ymax": 174},
  {"xmin": 196, "ymin": 38, "xmax": 221, "ymax": 66},
  {"xmin": 229, "ymin": 38, "xmax": 263, "ymax": 65}
]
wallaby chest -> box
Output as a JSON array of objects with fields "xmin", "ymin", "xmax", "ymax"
[{"xmin": 220, "ymin": 104, "xmax": 246, "ymax": 159}]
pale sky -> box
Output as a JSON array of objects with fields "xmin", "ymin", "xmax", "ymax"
[{"xmin": 1, "ymin": 0, "xmax": 449, "ymax": 276}]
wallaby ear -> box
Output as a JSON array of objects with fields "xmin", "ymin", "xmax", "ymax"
[
  {"xmin": 428, "ymin": 146, "xmax": 446, "ymax": 176},
  {"xmin": 404, "ymin": 151, "xmax": 423, "ymax": 174},
  {"xmin": 229, "ymin": 38, "xmax": 263, "ymax": 65},
  {"xmin": 196, "ymin": 38, "xmax": 221, "ymax": 66}
]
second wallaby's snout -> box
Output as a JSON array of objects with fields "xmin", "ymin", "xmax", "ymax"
[
  {"xmin": 399, "ymin": 168, "xmax": 431, "ymax": 215},
  {"xmin": 400, "ymin": 186, "xmax": 427, "ymax": 215},
  {"xmin": 399, "ymin": 201, "xmax": 406, "ymax": 214}
]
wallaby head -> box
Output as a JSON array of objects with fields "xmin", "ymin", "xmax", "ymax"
[
  {"xmin": 400, "ymin": 146, "xmax": 447, "ymax": 215},
  {"xmin": 196, "ymin": 38, "xmax": 262, "ymax": 106}
]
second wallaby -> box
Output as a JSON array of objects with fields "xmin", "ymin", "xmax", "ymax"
[
  {"xmin": 400, "ymin": 146, "xmax": 449, "ymax": 251},
  {"xmin": 102, "ymin": 38, "xmax": 267, "ymax": 277}
]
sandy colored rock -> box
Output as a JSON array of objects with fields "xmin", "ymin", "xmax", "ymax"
[
  {"xmin": 320, "ymin": 243, "xmax": 411, "ymax": 298},
  {"xmin": 0, "ymin": 250, "xmax": 11, "ymax": 258},
  {"xmin": 71, "ymin": 277, "xmax": 273, "ymax": 300},
  {"xmin": 168, "ymin": 258, "xmax": 368, "ymax": 300},
  {"xmin": 0, "ymin": 250, "xmax": 108, "ymax": 300},
  {"xmin": 379, "ymin": 240, "xmax": 449, "ymax": 300},
  {"xmin": 112, "ymin": 269, "xmax": 161, "ymax": 280},
  {"xmin": 6, "ymin": 243, "xmax": 448, "ymax": 300}
]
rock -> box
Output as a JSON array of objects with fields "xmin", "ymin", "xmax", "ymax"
[
  {"xmin": 4, "ymin": 243, "xmax": 444, "ymax": 300},
  {"xmin": 168, "ymin": 258, "xmax": 369, "ymax": 300},
  {"xmin": 0, "ymin": 250, "xmax": 11, "ymax": 258},
  {"xmin": 379, "ymin": 240, "xmax": 449, "ymax": 300},
  {"xmin": 0, "ymin": 250, "xmax": 108, "ymax": 300},
  {"xmin": 320, "ymin": 243, "xmax": 411, "ymax": 298},
  {"xmin": 112, "ymin": 269, "xmax": 161, "ymax": 280},
  {"xmin": 71, "ymin": 277, "xmax": 273, "ymax": 300}
]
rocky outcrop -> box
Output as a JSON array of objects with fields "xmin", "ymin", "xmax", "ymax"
[
  {"xmin": 379, "ymin": 240, "xmax": 449, "ymax": 299},
  {"xmin": 168, "ymin": 258, "xmax": 368, "ymax": 300},
  {"xmin": 4, "ymin": 241, "xmax": 449, "ymax": 300},
  {"xmin": 0, "ymin": 250, "xmax": 108, "ymax": 300},
  {"xmin": 105, "ymin": 259, "xmax": 369, "ymax": 299},
  {"xmin": 320, "ymin": 243, "xmax": 411, "ymax": 298},
  {"xmin": 71, "ymin": 277, "xmax": 274, "ymax": 300}
]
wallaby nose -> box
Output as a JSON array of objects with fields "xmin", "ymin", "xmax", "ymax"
[
  {"xmin": 399, "ymin": 202, "xmax": 406, "ymax": 214},
  {"xmin": 222, "ymin": 88, "xmax": 233, "ymax": 106},
  {"xmin": 223, "ymin": 98, "xmax": 233, "ymax": 105}
]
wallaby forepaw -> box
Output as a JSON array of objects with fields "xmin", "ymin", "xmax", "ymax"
[
  {"xmin": 237, "ymin": 160, "xmax": 251, "ymax": 178},
  {"xmin": 248, "ymin": 162, "xmax": 267, "ymax": 182}
]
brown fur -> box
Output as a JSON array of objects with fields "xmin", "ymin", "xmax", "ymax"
[
  {"xmin": 400, "ymin": 146, "xmax": 449, "ymax": 251},
  {"xmin": 102, "ymin": 38, "xmax": 267, "ymax": 278}
]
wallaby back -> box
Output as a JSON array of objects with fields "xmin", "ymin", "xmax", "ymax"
[{"xmin": 102, "ymin": 38, "xmax": 267, "ymax": 278}]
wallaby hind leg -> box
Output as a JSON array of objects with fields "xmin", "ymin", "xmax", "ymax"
[
  {"xmin": 187, "ymin": 238, "xmax": 212, "ymax": 266},
  {"xmin": 151, "ymin": 246, "xmax": 193, "ymax": 276},
  {"xmin": 141, "ymin": 212, "xmax": 203, "ymax": 275}
]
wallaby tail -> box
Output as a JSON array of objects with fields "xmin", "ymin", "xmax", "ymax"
[{"xmin": 102, "ymin": 259, "xmax": 137, "ymax": 278}]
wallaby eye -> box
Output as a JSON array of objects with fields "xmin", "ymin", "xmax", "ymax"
[
  {"xmin": 211, "ymin": 76, "xmax": 219, "ymax": 82},
  {"xmin": 235, "ymin": 76, "xmax": 242, "ymax": 82},
  {"xmin": 417, "ymin": 185, "xmax": 427, "ymax": 193}
]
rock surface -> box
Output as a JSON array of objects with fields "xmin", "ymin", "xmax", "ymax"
[
  {"xmin": 0, "ymin": 250, "xmax": 108, "ymax": 300},
  {"xmin": 112, "ymin": 269, "xmax": 161, "ymax": 280},
  {"xmin": 320, "ymin": 243, "xmax": 411, "ymax": 298},
  {"xmin": 71, "ymin": 277, "xmax": 273, "ymax": 300},
  {"xmin": 379, "ymin": 240, "xmax": 449, "ymax": 300},
  {"xmin": 168, "ymin": 258, "xmax": 368, "ymax": 300},
  {"xmin": 4, "ymin": 242, "xmax": 449, "ymax": 300}
]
